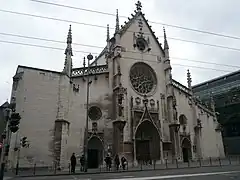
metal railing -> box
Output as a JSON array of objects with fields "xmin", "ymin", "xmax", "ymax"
[{"xmin": 8, "ymin": 156, "xmax": 240, "ymax": 177}]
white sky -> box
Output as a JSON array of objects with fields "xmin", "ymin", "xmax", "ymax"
[{"xmin": 0, "ymin": 0, "xmax": 240, "ymax": 104}]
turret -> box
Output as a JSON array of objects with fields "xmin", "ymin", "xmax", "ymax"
[{"xmin": 63, "ymin": 25, "xmax": 73, "ymax": 77}]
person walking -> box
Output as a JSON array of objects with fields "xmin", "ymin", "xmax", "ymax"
[
  {"xmin": 114, "ymin": 154, "xmax": 120, "ymax": 171},
  {"xmin": 121, "ymin": 156, "xmax": 127, "ymax": 170},
  {"xmin": 70, "ymin": 153, "xmax": 77, "ymax": 173},
  {"xmin": 80, "ymin": 154, "xmax": 85, "ymax": 172},
  {"xmin": 104, "ymin": 154, "xmax": 112, "ymax": 171}
]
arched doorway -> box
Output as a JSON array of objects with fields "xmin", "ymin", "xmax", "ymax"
[
  {"xmin": 181, "ymin": 138, "xmax": 191, "ymax": 162},
  {"xmin": 135, "ymin": 120, "xmax": 160, "ymax": 163},
  {"xmin": 88, "ymin": 136, "xmax": 104, "ymax": 168}
]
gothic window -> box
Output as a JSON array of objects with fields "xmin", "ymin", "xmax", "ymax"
[
  {"xmin": 179, "ymin": 114, "xmax": 187, "ymax": 125},
  {"xmin": 88, "ymin": 106, "xmax": 102, "ymax": 121},
  {"xmin": 130, "ymin": 62, "xmax": 157, "ymax": 95}
]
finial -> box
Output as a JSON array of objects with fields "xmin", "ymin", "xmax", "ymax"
[
  {"xmin": 115, "ymin": 9, "xmax": 120, "ymax": 33},
  {"xmin": 135, "ymin": 1, "xmax": 142, "ymax": 12},
  {"xmin": 187, "ymin": 69, "xmax": 192, "ymax": 89},
  {"xmin": 65, "ymin": 25, "xmax": 73, "ymax": 56},
  {"xmin": 163, "ymin": 27, "xmax": 169, "ymax": 50},
  {"xmin": 67, "ymin": 25, "xmax": 72, "ymax": 44},
  {"xmin": 106, "ymin": 24, "xmax": 110, "ymax": 42},
  {"xmin": 83, "ymin": 57, "xmax": 86, "ymax": 67}
]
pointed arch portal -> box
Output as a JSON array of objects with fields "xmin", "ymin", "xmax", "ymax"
[
  {"xmin": 88, "ymin": 136, "xmax": 104, "ymax": 169},
  {"xmin": 181, "ymin": 138, "xmax": 191, "ymax": 162},
  {"xmin": 135, "ymin": 120, "xmax": 160, "ymax": 163}
]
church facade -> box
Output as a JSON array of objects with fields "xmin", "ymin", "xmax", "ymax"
[{"xmin": 8, "ymin": 1, "xmax": 224, "ymax": 169}]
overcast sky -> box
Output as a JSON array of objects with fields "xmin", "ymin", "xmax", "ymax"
[{"xmin": 0, "ymin": 0, "xmax": 240, "ymax": 105}]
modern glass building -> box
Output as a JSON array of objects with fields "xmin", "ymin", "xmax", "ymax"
[{"xmin": 193, "ymin": 70, "xmax": 240, "ymax": 155}]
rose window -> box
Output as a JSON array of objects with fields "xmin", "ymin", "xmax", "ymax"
[
  {"xmin": 88, "ymin": 106, "xmax": 102, "ymax": 121},
  {"xmin": 129, "ymin": 62, "xmax": 157, "ymax": 95}
]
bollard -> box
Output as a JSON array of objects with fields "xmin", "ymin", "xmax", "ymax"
[
  {"xmin": 209, "ymin": 157, "xmax": 212, "ymax": 166},
  {"xmin": 15, "ymin": 162, "xmax": 19, "ymax": 175},
  {"xmin": 165, "ymin": 159, "xmax": 168, "ymax": 169},
  {"xmin": 176, "ymin": 159, "xmax": 179, "ymax": 169},
  {"xmin": 153, "ymin": 160, "xmax": 156, "ymax": 170},
  {"xmin": 218, "ymin": 157, "xmax": 222, "ymax": 167},
  {"xmin": 33, "ymin": 163, "xmax": 36, "ymax": 175},
  {"xmin": 187, "ymin": 160, "xmax": 190, "ymax": 167},
  {"xmin": 140, "ymin": 160, "xmax": 143, "ymax": 171},
  {"xmin": 54, "ymin": 162, "xmax": 57, "ymax": 174},
  {"xmin": 199, "ymin": 158, "xmax": 202, "ymax": 167},
  {"xmin": 228, "ymin": 156, "xmax": 231, "ymax": 165}
]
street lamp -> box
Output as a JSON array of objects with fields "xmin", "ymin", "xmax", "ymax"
[
  {"xmin": 0, "ymin": 104, "xmax": 21, "ymax": 180},
  {"xmin": 83, "ymin": 53, "xmax": 93, "ymax": 172}
]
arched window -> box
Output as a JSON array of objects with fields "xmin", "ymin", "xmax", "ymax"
[{"xmin": 179, "ymin": 114, "xmax": 187, "ymax": 125}]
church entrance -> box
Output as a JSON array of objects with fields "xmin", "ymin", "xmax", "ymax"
[
  {"xmin": 181, "ymin": 138, "xmax": 191, "ymax": 162},
  {"xmin": 135, "ymin": 120, "xmax": 160, "ymax": 163},
  {"xmin": 88, "ymin": 136, "xmax": 104, "ymax": 169}
]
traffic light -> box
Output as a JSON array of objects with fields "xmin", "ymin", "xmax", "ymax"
[
  {"xmin": 9, "ymin": 113, "xmax": 21, "ymax": 133},
  {"xmin": 4, "ymin": 144, "xmax": 10, "ymax": 156},
  {"xmin": 21, "ymin": 137, "xmax": 27, "ymax": 148}
]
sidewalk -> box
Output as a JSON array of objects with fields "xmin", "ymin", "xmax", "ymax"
[{"xmin": 11, "ymin": 158, "xmax": 240, "ymax": 177}]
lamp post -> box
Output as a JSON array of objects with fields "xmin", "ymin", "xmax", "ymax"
[
  {"xmin": 0, "ymin": 107, "xmax": 11, "ymax": 180},
  {"xmin": 0, "ymin": 103, "xmax": 21, "ymax": 180},
  {"xmin": 83, "ymin": 53, "xmax": 93, "ymax": 172}
]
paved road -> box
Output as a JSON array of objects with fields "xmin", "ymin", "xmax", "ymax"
[{"xmin": 11, "ymin": 165, "xmax": 240, "ymax": 180}]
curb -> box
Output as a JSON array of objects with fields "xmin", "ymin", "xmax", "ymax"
[{"xmin": 12, "ymin": 164, "xmax": 240, "ymax": 178}]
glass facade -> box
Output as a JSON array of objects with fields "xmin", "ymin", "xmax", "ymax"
[{"xmin": 193, "ymin": 70, "xmax": 240, "ymax": 155}]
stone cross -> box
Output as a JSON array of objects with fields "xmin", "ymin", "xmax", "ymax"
[{"xmin": 135, "ymin": 1, "xmax": 142, "ymax": 11}]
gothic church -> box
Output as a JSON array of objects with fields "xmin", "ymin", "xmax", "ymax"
[{"xmin": 9, "ymin": 1, "xmax": 225, "ymax": 169}]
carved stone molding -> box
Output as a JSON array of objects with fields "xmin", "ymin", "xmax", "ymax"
[{"xmin": 72, "ymin": 65, "xmax": 108, "ymax": 77}]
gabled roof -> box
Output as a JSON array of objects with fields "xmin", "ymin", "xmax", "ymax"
[
  {"xmin": 0, "ymin": 102, "xmax": 9, "ymax": 109},
  {"xmin": 90, "ymin": 8, "xmax": 165, "ymax": 66}
]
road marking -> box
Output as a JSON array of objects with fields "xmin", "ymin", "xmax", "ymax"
[
  {"xmin": 71, "ymin": 175, "xmax": 91, "ymax": 180},
  {"xmin": 104, "ymin": 171, "xmax": 240, "ymax": 180},
  {"xmin": 121, "ymin": 176, "xmax": 134, "ymax": 178}
]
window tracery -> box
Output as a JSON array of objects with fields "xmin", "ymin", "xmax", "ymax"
[{"xmin": 129, "ymin": 62, "xmax": 157, "ymax": 95}]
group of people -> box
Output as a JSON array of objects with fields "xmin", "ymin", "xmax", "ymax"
[
  {"xmin": 105, "ymin": 154, "xmax": 127, "ymax": 171},
  {"xmin": 70, "ymin": 153, "xmax": 128, "ymax": 173},
  {"xmin": 70, "ymin": 153, "xmax": 86, "ymax": 173}
]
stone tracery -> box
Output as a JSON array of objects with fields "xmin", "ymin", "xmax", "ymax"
[{"xmin": 130, "ymin": 62, "xmax": 157, "ymax": 95}]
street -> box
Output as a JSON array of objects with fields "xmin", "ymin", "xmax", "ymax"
[{"xmin": 11, "ymin": 166, "xmax": 240, "ymax": 180}]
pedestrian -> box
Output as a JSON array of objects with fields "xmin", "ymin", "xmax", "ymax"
[
  {"xmin": 80, "ymin": 154, "xmax": 85, "ymax": 172},
  {"xmin": 121, "ymin": 156, "xmax": 127, "ymax": 170},
  {"xmin": 104, "ymin": 154, "xmax": 112, "ymax": 171},
  {"xmin": 114, "ymin": 154, "xmax": 120, "ymax": 171},
  {"xmin": 70, "ymin": 153, "xmax": 77, "ymax": 173}
]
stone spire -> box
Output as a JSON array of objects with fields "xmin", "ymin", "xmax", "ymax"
[
  {"xmin": 163, "ymin": 27, "xmax": 169, "ymax": 59},
  {"xmin": 135, "ymin": 1, "xmax": 142, "ymax": 12},
  {"xmin": 163, "ymin": 27, "xmax": 169, "ymax": 50},
  {"xmin": 115, "ymin": 9, "xmax": 120, "ymax": 34},
  {"xmin": 63, "ymin": 25, "xmax": 73, "ymax": 77},
  {"xmin": 106, "ymin": 24, "xmax": 110, "ymax": 42},
  {"xmin": 187, "ymin": 69, "xmax": 192, "ymax": 89}
]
